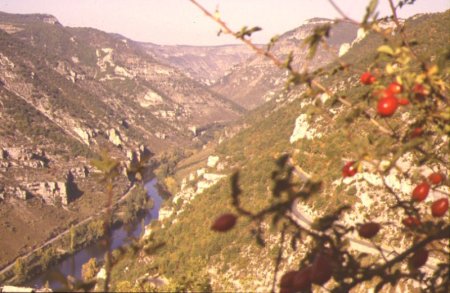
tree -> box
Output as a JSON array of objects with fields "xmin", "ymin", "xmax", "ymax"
[
  {"xmin": 13, "ymin": 257, "xmax": 25, "ymax": 283},
  {"xmin": 82, "ymin": 257, "xmax": 100, "ymax": 281}
]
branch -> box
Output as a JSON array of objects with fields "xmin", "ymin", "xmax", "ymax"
[
  {"xmin": 188, "ymin": 0, "xmax": 393, "ymax": 136},
  {"xmin": 327, "ymin": 0, "xmax": 360, "ymax": 24}
]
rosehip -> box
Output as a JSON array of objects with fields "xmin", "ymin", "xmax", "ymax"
[
  {"xmin": 360, "ymin": 72, "xmax": 375, "ymax": 85},
  {"xmin": 279, "ymin": 270, "xmax": 297, "ymax": 291},
  {"xmin": 402, "ymin": 216, "xmax": 421, "ymax": 228},
  {"xmin": 428, "ymin": 172, "xmax": 444, "ymax": 185},
  {"xmin": 211, "ymin": 213, "xmax": 237, "ymax": 232},
  {"xmin": 398, "ymin": 98, "xmax": 410, "ymax": 106},
  {"xmin": 411, "ymin": 127, "xmax": 424, "ymax": 138},
  {"xmin": 375, "ymin": 89, "xmax": 395, "ymax": 100},
  {"xmin": 387, "ymin": 81, "xmax": 403, "ymax": 94},
  {"xmin": 413, "ymin": 83, "xmax": 427, "ymax": 97},
  {"xmin": 409, "ymin": 248, "xmax": 428, "ymax": 269},
  {"xmin": 358, "ymin": 222, "xmax": 381, "ymax": 239},
  {"xmin": 310, "ymin": 253, "xmax": 333, "ymax": 285},
  {"xmin": 431, "ymin": 198, "xmax": 448, "ymax": 217},
  {"xmin": 342, "ymin": 161, "xmax": 357, "ymax": 177},
  {"xmin": 292, "ymin": 267, "xmax": 312, "ymax": 291},
  {"xmin": 377, "ymin": 96, "xmax": 398, "ymax": 117},
  {"xmin": 412, "ymin": 182, "xmax": 430, "ymax": 202}
]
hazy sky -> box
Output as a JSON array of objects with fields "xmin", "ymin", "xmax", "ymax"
[{"xmin": 0, "ymin": 0, "xmax": 448, "ymax": 45}]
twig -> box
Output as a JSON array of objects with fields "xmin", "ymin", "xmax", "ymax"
[
  {"xmin": 271, "ymin": 224, "xmax": 287, "ymax": 293},
  {"xmin": 328, "ymin": 0, "xmax": 360, "ymax": 24}
]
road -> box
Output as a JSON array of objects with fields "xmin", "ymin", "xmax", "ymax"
[{"xmin": 0, "ymin": 183, "xmax": 136, "ymax": 277}]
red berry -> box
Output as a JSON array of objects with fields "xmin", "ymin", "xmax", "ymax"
[
  {"xmin": 375, "ymin": 89, "xmax": 396, "ymax": 100},
  {"xmin": 279, "ymin": 270, "xmax": 297, "ymax": 291},
  {"xmin": 211, "ymin": 213, "xmax": 237, "ymax": 232},
  {"xmin": 279, "ymin": 288, "xmax": 294, "ymax": 293},
  {"xmin": 292, "ymin": 267, "xmax": 312, "ymax": 291},
  {"xmin": 409, "ymin": 248, "xmax": 428, "ymax": 269},
  {"xmin": 411, "ymin": 127, "xmax": 424, "ymax": 138},
  {"xmin": 310, "ymin": 253, "xmax": 333, "ymax": 285},
  {"xmin": 413, "ymin": 84, "xmax": 427, "ymax": 97},
  {"xmin": 428, "ymin": 172, "xmax": 444, "ymax": 185},
  {"xmin": 360, "ymin": 72, "xmax": 375, "ymax": 85},
  {"xmin": 358, "ymin": 222, "xmax": 381, "ymax": 239},
  {"xmin": 342, "ymin": 161, "xmax": 357, "ymax": 177},
  {"xmin": 387, "ymin": 82, "xmax": 403, "ymax": 94},
  {"xmin": 377, "ymin": 96, "xmax": 398, "ymax": 117},
  {"xmin": 431, "ymin": 198, "xmax": 449, "ymax": 217},
  {"xmin": 398, "ymin": 98, "xmax": 410, "ymax": 106},
  {"xmin": 402, "ymin": 216, "xmax": 421, "ymax": 228},
  {"xmin": 412, "ymin": 182, "xmax": 430, "ymax": 202}
]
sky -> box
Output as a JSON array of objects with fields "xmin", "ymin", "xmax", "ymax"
[{"xmin": 0, "ymin": 0, "xmax": 448, "ymax": 46}]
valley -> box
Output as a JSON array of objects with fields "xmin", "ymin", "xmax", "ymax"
[{"xmin": 0, "ymin": 5, "xmax": 449, "ymax": 293}]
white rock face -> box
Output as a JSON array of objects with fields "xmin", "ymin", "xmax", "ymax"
[
  {"xmin": 320, "ymin": 92, "xmax": 330, "ymax": 104},
  {"xmin": 107, "ymin": 128, "xmax": 123, "ymax": 147},
  {"xmin": 139, "ymin": 90, "xmax": 164, "ymax": 108},
  {"xmin": 196, "ymin": 168, "xmax": 205, "ymax": 177},
  {"xmin": 1, "ymin": 285, "xmax": 35, "ymax": 293},
  {"xmin": 96, "ymin": 268, "xmax": 106, "ymax": 280},
  {"xmin": 96, "ymin": 48, "xmax": 114, "ymax": 71},
  {"xmin": 289, "ymin": 114, "xmax": 322, "ymax": 143},
  {"xmin": 203, "ymin": 173, "xmax": 226, "ymax": 182},
  {"xmin": 0, "ymin": 53, "xmax": 15, "ymax": 69},
  {"xmin": 74, "ymin": 127, "xmax": 92, "ymax": 145},
  {"xmin": 339, "ymin": 43, "xmax": 351, "ymax": 57},
  {"xmin": 114, "ymin": 65, "xmax": 134, "ymax": 78},
  {"xmin": 207, "ymin": 156, "xmax": 220, "ymax": 168},
  {"xmin": 354, "ymin": 28, "xmax": 368, "ymax": 44},
  {"xmin": 196, "ymin": 173, "xmax": 227, "ymax": 194},
  {"xmin": 27, "ymin": 181, "xmax": 71, "ymax": 205}
]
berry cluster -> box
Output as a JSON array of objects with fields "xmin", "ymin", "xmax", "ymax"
[
  {"xmin": 411, "ymin": 173, "xmax": 448, "ymax": 218},
  {"xmin": 360, "ymin": 72, "xmax": 415, "ymax": 117}
]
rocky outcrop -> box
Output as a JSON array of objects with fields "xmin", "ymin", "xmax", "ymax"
[
  {"xmin": 70, "ymin": 166, "xmax": 89, "ymax": 179},
  {"xmin": 0, "ymin": 185, "xmax": 4, "ymax": 201},
  {"xmin": 125, "ymin": 145, "xmax": 153, "ymax": 181},
  {"xmin": 5, "ymin": 186, "xmax": 31, "ymax": 200},
  {"xmin": 289, "ymin": 114, "xmax": 323, "ymax": 143},
  {"xmin": 107, "ymin": 128, "xmax": 124, "ymax": 147},
  {"xmin": 1, "ymin": 147, "xmax": 49, "ymax": 169},
  {"xmin": 211, "ymin": 19, "xmax": 358, "ymax": 109},
  {"xmin": 26, "ymin": 181, "xmax": 70, "ymax": 205},
  {"xmin": 0, "ymin": 149, "xmax": 7, "ymax": 160},
  {"xmin": 73, "ymin": 127, "xmax": 94, "ymax": 145},
  {"xmin": 1, "ymin": 285, "xmax": 53, "ymax": 292},
  {"xmin": 207, "ymin": 156, "xmax": 220, "ymax": 168},
  {"xmin": 154, "ymin": 132, "xmax": 167, "ymax": 140},
  {"xmin": 139, "ymin": 90, "xmax": 164, "ymax": 108}
]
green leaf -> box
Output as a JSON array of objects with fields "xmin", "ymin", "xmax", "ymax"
[
  {"xmin": 378, "ymin": 45, "xmax": 395, "ymax": 56},
  {"xmin": 362, "ymin": 0, "xmax": 378, "ymax": 24},
  {"xmin": 235, "ymin": 26, "xmax": 262, "ymax": 39}
]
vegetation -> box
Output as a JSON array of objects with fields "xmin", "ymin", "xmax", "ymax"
[
  {"xmin": 109, "ymin": 2, "xmax": 449, "ymax": 292},
  {"xmin": 2, "ymin": 1, "xmax": 448, "ymax": 292}
]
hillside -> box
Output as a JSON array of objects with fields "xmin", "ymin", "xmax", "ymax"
[
  {"xmin": 211, "ymin": 18, "xmax": 359, "ymax": 109},
  {"xmin": 142, "ymin": 43, "xmax": 255, "ymax": 85},
  {"xmin": 108, "ymin": 11, "xmax": 450, "ymax": 292},
  {"xmin": 0, "ymin": 11, "xmax": 243, "ymax": 271}
]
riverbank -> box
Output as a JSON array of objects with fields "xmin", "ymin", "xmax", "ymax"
[
  {"xmin": 0, "ymin": 178, "xmax": 153, "ymax": 287},
  {"xmin": 16, "ymin": 178, "xmax": 161, "ymax": 290}
]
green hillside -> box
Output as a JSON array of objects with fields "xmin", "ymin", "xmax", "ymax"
[{"xmin": 109, "ymin": 10, "xmax": 450, "ymax": 292}]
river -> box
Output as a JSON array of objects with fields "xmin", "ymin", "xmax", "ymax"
[{"xmin": 26, "ymin": 178, "xmax": 163, "ymax": 289}]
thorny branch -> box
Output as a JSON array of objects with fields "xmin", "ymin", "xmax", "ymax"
[
  {"xmin": 193, "ymin": 0, "xmax": 449, "ymax": 291},
  {"xmin": 189, "ymin": 0, "xmax": 393, "ymax": 136}
]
